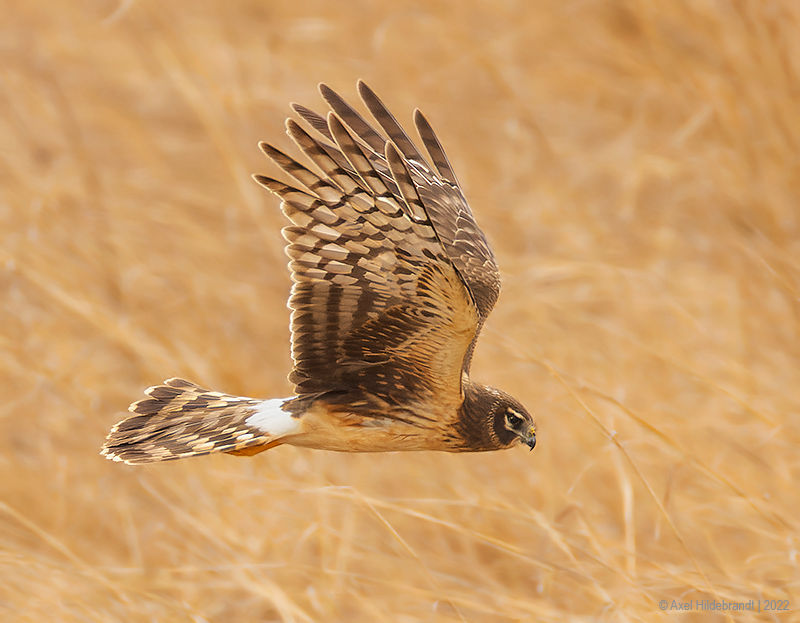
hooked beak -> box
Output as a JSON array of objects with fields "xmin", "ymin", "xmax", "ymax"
[{"xmin": 521, "ymin": 427, "xmax": 536, "ymax": 451}]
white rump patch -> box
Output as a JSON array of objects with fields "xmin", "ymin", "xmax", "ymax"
[{"xmin": 245, "ymin": 398, "xmax": 300, "ymax": 437}]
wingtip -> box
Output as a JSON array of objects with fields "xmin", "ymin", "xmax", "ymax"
[
  {"xmin": 253, "ymin": 175, "xmax": 296, "ymax": 200},
  {"xmin": 356, "ymin": 79, "xmax": 374, "ymax": 101},
  {"xmin": 258, "ymin": 142, "xmax": 294, "ymax": 167},
  {"xmin": 252, "ymin": 174, "xmax": 280, "ymax": 192},
  {"xmin": 284, "ymin": 117, "xmax": 301, "ymax": 135},
  {"xmin": 384, "ymin": 140, "xmax": 403, "ymax": 163},
  {"xmin": 290, "ymin": 101, "xmax": 312, "ymax": 119},
  {"xmin": 326, "ymin": 109, "xmax": 343, "ymax": 127}
]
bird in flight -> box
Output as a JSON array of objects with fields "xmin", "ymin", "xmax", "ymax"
[{"xmin": 102, "ymin": 81, "xmax": 535, "ymax": 464}]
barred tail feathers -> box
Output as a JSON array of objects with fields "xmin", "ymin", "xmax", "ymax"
[{"xmin": 101, "ymin": 378, "xmax": 299, "ymax": 465}]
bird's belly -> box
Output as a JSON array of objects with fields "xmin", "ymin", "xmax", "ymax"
[
  {"xmin": 287, "ymin": 402, "xmax": 444, "ymax": 452},
  {"xmin": 288, "ymin": 431, "xmax": 435, "ymax": 452}
]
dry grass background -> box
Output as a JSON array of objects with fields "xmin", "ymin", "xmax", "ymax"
[{"xmin": 1, "ymin": 0, "xmax": 799, "ymax": 621}]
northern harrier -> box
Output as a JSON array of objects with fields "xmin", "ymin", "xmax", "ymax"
[{"xmin": 102, "ymin": 82, "xmax": 535, "ymax": 464}]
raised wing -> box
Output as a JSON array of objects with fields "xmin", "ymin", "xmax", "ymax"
[
  {"xmin": 317, "ymin": 82, "xmax": 501, "ymax": 370},
  {"xmin": 355, "ymin": 82, "xmax": 501, "ymax": 323},
  {"xmin": 255, "ymin": 86, "xmax": 483, "ymax": 417}
]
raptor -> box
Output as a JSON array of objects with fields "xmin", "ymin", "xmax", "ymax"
[{"xmin": 102, "ymin": 81, "xmax": 536, "ymax": 464}]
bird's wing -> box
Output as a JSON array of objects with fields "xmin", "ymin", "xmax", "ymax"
[
  {"xmin": 338, "ymin": 82, "xmax": 501, "ymax": 371},
  {"xmin": 255, "ymin": 84, "xmax": 491, "ymax": 420},
  {"xmin": 354, "ymin": 82, "xmax": 501, "ymax": 322}
]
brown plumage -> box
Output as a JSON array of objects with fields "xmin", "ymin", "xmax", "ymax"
[{"xmin": 102, "ymin": 81, "xmax": 535, "ymax": 465}]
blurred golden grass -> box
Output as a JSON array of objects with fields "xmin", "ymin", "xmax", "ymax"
[{"xmin": 2, "ymin": 0, "xmax": 799, "ymax": 620}]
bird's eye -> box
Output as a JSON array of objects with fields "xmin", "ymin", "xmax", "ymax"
[{"xmin": 506, "ymin": 411, "xmax": 523, "ymax": 428}]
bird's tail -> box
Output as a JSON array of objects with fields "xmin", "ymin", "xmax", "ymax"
[{"xmin": 101, "ymin": 378, "xmax": 296, "ymax": 465}]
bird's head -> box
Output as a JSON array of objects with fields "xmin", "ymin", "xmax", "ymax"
[
  {"xmin": 490, "ymin": 391, "xmax": 536, "ymax": 450},
  {"xmin": 459, "ymin": 382, "xmax": 536, "ymax": 451}
]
